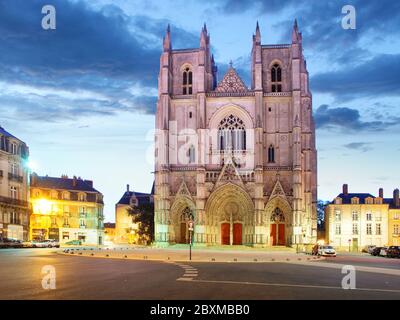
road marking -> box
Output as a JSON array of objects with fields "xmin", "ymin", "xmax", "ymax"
[
  {"xmin": 175, "ymin": 263, "xmax": 199, "ymax": 281},
  {"xmin": 287, "ymin": 261, "xmax": 400, "ymax": 276},
  {"xmin": 180, "ymin": 279, "xmax": 400, "ymax": 294}
]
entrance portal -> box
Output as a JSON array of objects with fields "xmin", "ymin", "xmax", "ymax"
[
  {"xmin": 233, "ymin": 223, "xmax": 242, "ymax": 245},
  {"xmin": 270, "ymin": 208, "xmax": 286, "ymax": 246},
  {"xmin": 221, "ymin": 223, "xmax": 230, "ymax": 245},
  {"xmin": 180, "ymin": 222, "xmax": 187, "ymax": 244}
]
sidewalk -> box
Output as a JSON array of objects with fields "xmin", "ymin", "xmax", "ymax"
[{"xmin": 60, "ymin": 246, "xmax": 324, "ymax": 263}]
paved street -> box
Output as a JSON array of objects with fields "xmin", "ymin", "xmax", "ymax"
[{"xmin": 0, "ymin": 248, "xmax": 399, "ymax": 300}]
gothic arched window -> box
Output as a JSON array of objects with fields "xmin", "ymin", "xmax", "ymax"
[
  {"xmin": 271, "ymin": 208, "xmax": 285, "ymax": 223},
  {"xmin": 271, "ymin": 63, "xmax": 282, "ymax": 92},
  {"xmin": 268, "ymin": 145, "xmax": 275, "ymax": 163},
  {"xmin": 217, "ymin": 115, "xmax": 246, "ymax": 151},
  {"xmin": 182, "ymin": 67, "xmax": 193, "ymax": 95},
  {"xmin": 188, "ymin": 145, "xmax": 196, "ymax": 164}
]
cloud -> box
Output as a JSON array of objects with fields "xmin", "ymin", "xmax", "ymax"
[
  {"xmin": 343, "ymin": 142, "xmax": 373, "ymax": 152},
  {"xmin": 314, "ymin": 104, "xmax": 400, "ymax": 131},
  {"xmin": 311, "ymin": 54, "xmax": 400, "ymax": 100},
  {"xmin": 0, "ymin": 0, "xmax": 199, "ymax": 120}
]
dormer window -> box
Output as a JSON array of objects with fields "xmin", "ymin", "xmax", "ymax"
[
  {"xmin": 271, "ymin": 63, "xmax": 282, "ymax": 92},
  {"xmin": 351, "ymin": 197, "xmax": 359, "ymax": 204},
  {"xmin": 182, "ymin": 67, "xmax": 193, "ymax": 95},
  {"xmin": 78, "ymin": 193, "xmax": 86, "ymax": 201},
  {"xmin": 334, "ymin": 197, "xmax": 342, "ymax": 205}
]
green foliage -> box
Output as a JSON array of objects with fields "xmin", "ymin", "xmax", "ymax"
[{"xmin": 127, "ymin": 202, "xmax": 154, "ymax": 244}]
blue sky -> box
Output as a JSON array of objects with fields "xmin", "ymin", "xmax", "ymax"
[{"xmin": 1, "ymin": 0, "xmax": 399, "ymax": 221}]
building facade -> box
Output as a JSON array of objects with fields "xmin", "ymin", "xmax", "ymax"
[
  {"xmin": 0, "ymin": 126, "xmax": 30, "ymax": 241},
  {"xmin": 104, "ymin": 222, "xmax": 116, "ymax": 245},
  {"xmin": 115, "ymin": 184, "xmax": 153, "ymax": 244},
  {"xmin": 154, "ymin": 22, "xmax": 317, "ymax": 247},
  {"xmin": 30, "ymin": 174, "xmax": 104, "ymax": 245},
  {"xmin": 325, "ymin": 184, "xmax": 399, "ymax": 251}
]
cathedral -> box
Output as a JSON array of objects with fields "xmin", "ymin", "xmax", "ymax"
[{"xmin": 154, "ymin": 21, "xmax": 317, "ymax": 247}]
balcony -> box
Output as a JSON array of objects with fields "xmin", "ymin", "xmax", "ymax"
[
  {"xmin": 8, "ymin": 172, "xmax": 23, "ymax": 183},
  {"xmin": 0, "ymin": 195, "xmax": 29, "ymax": 208}
]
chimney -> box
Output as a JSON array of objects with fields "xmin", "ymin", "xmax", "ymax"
[
  {"xmin": 72, "ymin": 176, "xmax": 77, "ymax": 187},
  {"xmin": 127, "ymin": 184, "xmax": 130, "ymax": 193},
  {"xmin": 30, "ymin": 173, "xmax": 37, "ymax": 185},
  {"xmin": 379, "ymin": 188, "xmax": 384, "ymax": 198},
  {"xmin": 394, "ymin": 189, "xmax": 400, "ymax": 207},
  {"xmin": 342, "ymin": 184, "xmax": 348, "ymax": 195}
]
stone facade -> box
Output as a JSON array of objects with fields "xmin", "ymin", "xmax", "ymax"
[
  {"xmin": 325, "ymin": 184, "xmax": 400, "ymax": 251},
  {"xmin": 0, "ymin": 126, "xmax": 30, "ymax": 241},
  {"xmin": 115, "ymin": 184, "xmax": 153, "ymax": 244},
  {"xmin": 154, "ymin": 22, "xmax": 317, "ymax": 247},
  {"xmin": 30, "ymin": 174, "xmax": 105, "ymax": 245}
]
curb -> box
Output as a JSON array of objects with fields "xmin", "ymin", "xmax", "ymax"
[{"xmin": 58, "ymin": 249, "xmax": 325, "ymax": 264}]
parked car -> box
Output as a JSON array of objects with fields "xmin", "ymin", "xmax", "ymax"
[
  {"xmin": 371, "ymin": 247, "xmax": 383, "ymax": 256},
  {"xmin": 0, "ymin": 238, "xmax": 23, "ymax": 249},
  {"xmin": 362, "ymin": 245, "xmax": 376, "ymax": 254},
  {"xmin": 318, "ymin": 245, "xmax": 337, "ymax": 257},
  {"xmin": 32, "ymin": 239, "xmax": 60, "ymax": 248},
  {"xmin": 379, "ymin": 247, "xmax": 388, "ymax": 257},
  {"xmin": 64, "ymin": 240, "xmax": 82, "ymax": 246},
  {"xmin": 386, "ymin": 246, "xmax": 400, "ymax": 258}
]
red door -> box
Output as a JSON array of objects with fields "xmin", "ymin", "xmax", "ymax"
[
  {"xmin": 278, "ymin": 224, "xmax": 285, "ymax": 245},
  {"xmin": 221, "ymin": 223, "xmax": 230, "ymax": 245},
  {"xmin": 270, "ymin": 224, "xmax": 277, "ymax": 245},
  {"xmin": 180, "ymin": 222, "xmax": 187, "ymax": 244},
  {"xmin": 233, "ymin": 223, "xmax": 242, "ymax": 245}
]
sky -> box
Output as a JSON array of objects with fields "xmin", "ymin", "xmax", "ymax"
[{"xmin": 0, "ymin": 0, "xmax": 399, "ymax": 222}]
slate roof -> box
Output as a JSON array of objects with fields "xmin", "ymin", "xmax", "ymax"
[
  {"xmin": 332, "ymin": 193, "xmax": 375, "ymax": 204},
  {"xmin": 0, "ymin": 125, "xmax": 25, "ymax": 143},
  {"xmin": 117, "ymin": 191, "xmax": 152, "ymax": 206},
  {"xmin": 31, "ymin": 175, "xmax": 101, "ymax": 193},
  {"xmin": 383, "ymin": 198, "xmax": 400, "ymax": 209}
]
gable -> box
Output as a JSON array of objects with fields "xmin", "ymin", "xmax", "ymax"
[{"xmin": 215, "ymin": 67, "xmax": 248, "ymax": 93}]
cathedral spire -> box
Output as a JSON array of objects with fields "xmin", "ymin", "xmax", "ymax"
[
  {"xmin": 292, "ymin": 19, "xmax": 299, "ymax": 43},
  {"xmin": 163, "ymin": 24, "xmax": 171, "ymax": 51},
  {"xmin": 200, "ymin": 24, "xmax": 207, "ymax": 48},
  {"xmin": 255, "ymin": 21, "xmax": 261, "ymax": 43}
]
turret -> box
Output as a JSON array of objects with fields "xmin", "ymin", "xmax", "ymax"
[{"xmin": 163, "ymin": 24, "xmax": 171, "ymax": 52}]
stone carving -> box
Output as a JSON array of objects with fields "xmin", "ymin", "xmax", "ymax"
[{"xmin": 215, "ymin": 66, "xmax": 248, "ymax": 93}]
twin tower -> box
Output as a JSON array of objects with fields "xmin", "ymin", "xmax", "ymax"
[{"xmin": 154, "ymin": 21, "xmax": 317, "ymax": 247}]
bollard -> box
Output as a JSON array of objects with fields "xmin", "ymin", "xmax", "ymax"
[
  {"xmin": 233, "ymin": 258, "xmax": 237, "ymax": 262},
  {"xmin": 271, "ymin": 258, "xmax": 275, "ymax": 262},
  {"xmin": 106, "ymin": 254, "xmax": 109, "ymax": 257},
  {"xmin": 253, "ymin": 258, "xmax": 258, "ymax": 262},
  {"xmin": 211, "ymin": 258, "xmax": 215, "ymax": 261},
  {"xmin": 91, "ymin": 253, "xmax": 94, "ymax": 256},
  {"xmin": 124, "ymin": 255, "xmax": 128, "ymax": 258}
]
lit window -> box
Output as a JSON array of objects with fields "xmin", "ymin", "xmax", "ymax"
[
  {"xmin": 10, "ymin": 186, "xmax": 18, "ymax": 199},
  {"xmin": 394, "ymin": 224, "xmax": 399, "ymax": 235},
  {"xmin": 352, "ymin": 223, "xmax": 358, "ymax": 235},
  {"xmin": 335, "ymin": 224, "xmax": 341, "ymax": 235},
  {"xmin": 334, "ymin": 210, "xmax": 341, "ymax": 222},
  {"xmin": 376, "ymin": 223, "xmax": 381, "ymax": 235},
  {"xmin": 218, "ymin": 115, "xmax": 246, "ymax": 151},
  {"xmin": 271, "ymin": 63, "xmax": 282, "ymax": 92},
  {"xmin": 366, "ymin": 223, "xmax": 372, "ymax": 235},
  {"xmin": 182, "ymin": 67, "xmax": 193, "ymax": 95}
]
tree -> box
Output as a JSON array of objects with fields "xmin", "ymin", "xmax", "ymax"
[
  {"xmin": 127, "ymin": 202, "xmax": 154, "ymax": 245},
  {"xmin": 317, "ymin": 200, "xmax": 329, "ymax": 231}
]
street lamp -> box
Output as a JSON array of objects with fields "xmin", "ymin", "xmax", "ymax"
[{"xmin": 188, "ymin": 211, "xmax": 194, "ymax": 261}]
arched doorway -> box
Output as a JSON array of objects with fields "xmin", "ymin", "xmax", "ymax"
[
  {"xmin": 170, "ymin": 197, "xmax": 195, "ymax": 244},
  {"xmin": 270, "ymin": 208, "xmax": 286, "ymax": 246},
  {"xmin": 205, "ymin": 183, "xmax": 254, "ymax": 246}
]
